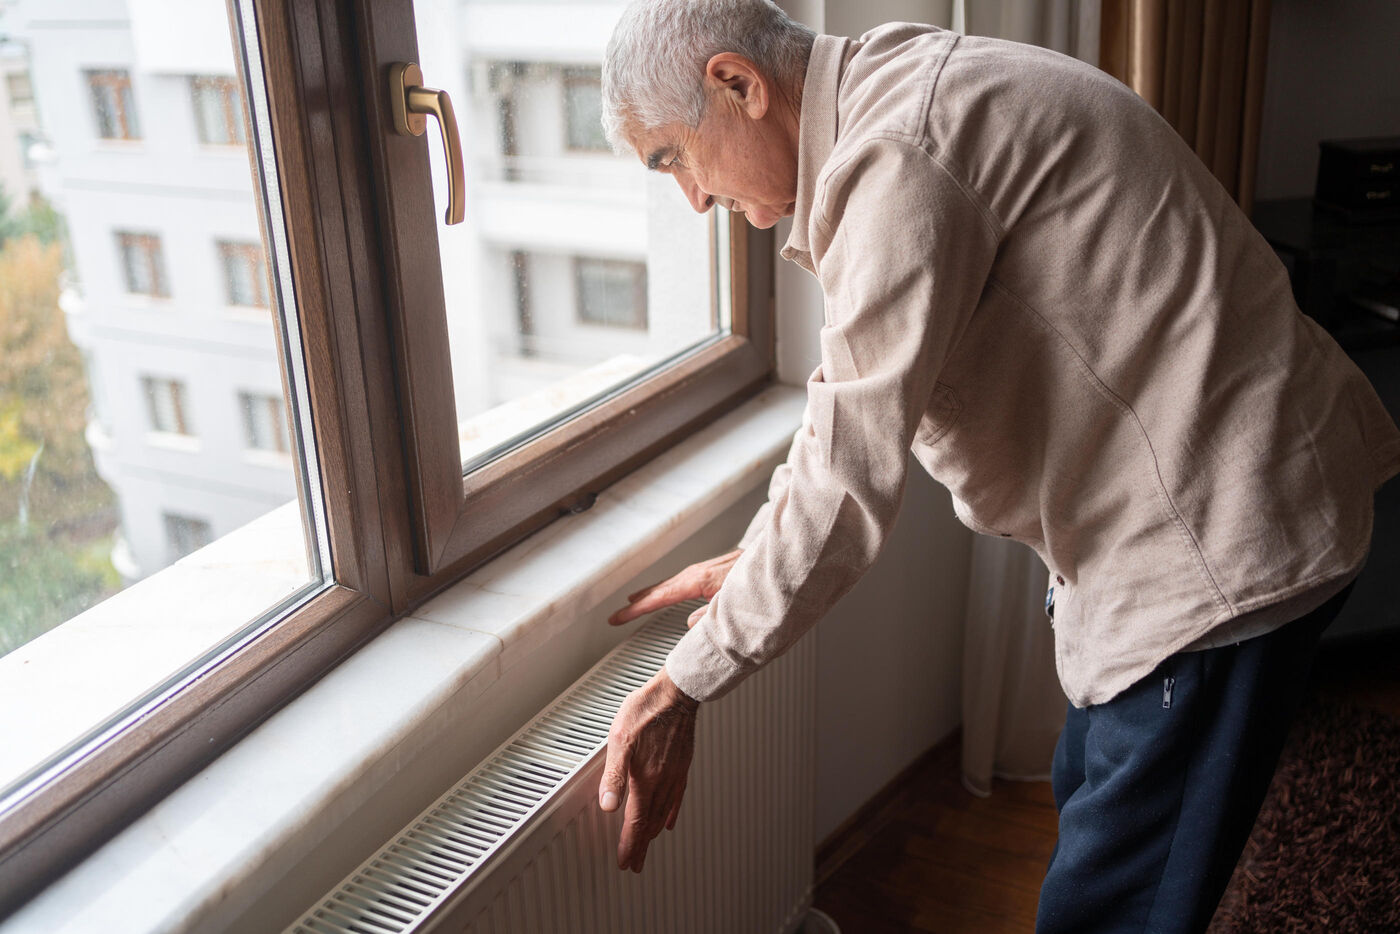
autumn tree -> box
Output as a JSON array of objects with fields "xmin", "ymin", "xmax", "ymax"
[
  {"xmin": 0, "ymin": 234, "xmax": 117, "ymax": 654},
  {"xmin": 0, "ymin": 235, "xmax": 111, "ymax": 526}
]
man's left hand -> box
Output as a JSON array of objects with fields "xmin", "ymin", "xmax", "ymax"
[{"xmin": 598, "ymin": 667, "xmax": 698, "ymax": 872}]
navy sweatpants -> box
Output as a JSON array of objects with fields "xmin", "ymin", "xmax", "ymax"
[{"xmin": 1035, "ymin": 585, "xmax": 1352, "ymax": 933}]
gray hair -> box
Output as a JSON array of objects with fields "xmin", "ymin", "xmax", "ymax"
[{"xmin": 601, "ymin": 0, "xmax": 815, "ymax": 151}]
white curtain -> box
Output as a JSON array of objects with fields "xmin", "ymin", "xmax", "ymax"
[
  {"xmin": 955, "ymin": 0, "xmax": 1100, "ymax": 64},
  {"xmin": 952, "ymin": 0, "xmax": 1101, "ymax": 797}
]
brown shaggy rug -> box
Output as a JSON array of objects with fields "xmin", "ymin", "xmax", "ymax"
[{"xmin": 1209, "ymin": 696, "xmax": 1400, "ymax": 933}]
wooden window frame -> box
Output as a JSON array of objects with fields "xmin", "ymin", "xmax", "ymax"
[
  {"xmin": 191, "ymin": 75, "xmax": 247, "ymax": 146},
  {"xmin": 86, "ymin": 69, "xmax": 139, "ymax": 141},
  {"xmin": 0, "ymin": 0, "xmax": 402, "ymax": 911},
  {"xmin": 117, "ymin": 231, "xmax": 169, "ymax": 298},
  {"xmin": 357, "ymin": 0, "xmax": 774, "ymax": 599},
  {"xmin": 0, "ymin": 0, "xmax": 774, "ymax": 913}
]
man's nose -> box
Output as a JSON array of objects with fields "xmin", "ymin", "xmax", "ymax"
[{"xmin": 675, "ymin": 174, "xmax": 713, "ymax": 214}]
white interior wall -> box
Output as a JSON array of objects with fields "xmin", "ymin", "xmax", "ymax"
[
  {"xmin": 1255, "ymin": 0, "xmax": 1400, "ymax": 201},
  {"xmin": 775, "ymin": 0, "xmax": 974, "ymax": 845}
]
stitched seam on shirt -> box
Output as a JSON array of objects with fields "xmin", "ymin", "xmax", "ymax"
[
  {"xmin": 811, "ymin": 134, "xmax": 1003, "ymax": 247},
  {"xmin": 910, "ymin": 31, "xmax": 1011, "ymax": 241},
  {"xmin": 686, "ymin": 616, "xmax": 747, "ymax": 680},
  {"xmin": 913, "ymin": 30, "xmax": 957, "ymax": 158},
  {"xmin": 985, "ymin": 277, "xmax": 1234, "ymax": 617}
]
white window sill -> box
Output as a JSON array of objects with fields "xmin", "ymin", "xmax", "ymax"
[{"xmin": 1, "ymin": 384, "xmax": 805, "ymax": 934}]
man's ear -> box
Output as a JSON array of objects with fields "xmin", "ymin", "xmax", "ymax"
[{"xmin": 703, "ymin": 53, "xmax": 769, "ymax": 119}]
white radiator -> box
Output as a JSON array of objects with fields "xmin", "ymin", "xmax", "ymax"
[{"xmin": 287, "ymin": 602, "xmax": 817, "ymax": 934}]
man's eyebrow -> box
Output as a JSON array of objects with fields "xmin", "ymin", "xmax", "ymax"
[{"xmin": 645, "ymin": 147, "xmax": 673, "ymax": 171}]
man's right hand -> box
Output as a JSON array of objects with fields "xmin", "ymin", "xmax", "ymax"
[{"xmin": 608, "ymin": 549, "xmax": 742, "ymax": 628}]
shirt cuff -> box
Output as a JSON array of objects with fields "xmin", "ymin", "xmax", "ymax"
[{"xmin": 665, "ymin": 618, "xmax": 749, "ymax": 702}]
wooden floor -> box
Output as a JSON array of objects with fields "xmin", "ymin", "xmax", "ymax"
[{"xmin": 811, "ymin": 634, "xmax": 1400, "ymax": 933}]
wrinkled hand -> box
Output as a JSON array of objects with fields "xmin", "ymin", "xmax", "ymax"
[
  {"xmin": 598, "ymin": 668, "xmax": 699, "ymax": 872},
  {"xmin": 608, "ymin": 549, "xmax": 742, "ymax": 629}
]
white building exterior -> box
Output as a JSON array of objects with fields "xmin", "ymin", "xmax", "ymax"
[
  {"xmin": 0, "ymin": 34, "xmax": 40, "ymax": 208},
  {"xmin": 10, "ymin": 0, "xmax": 716, "ymax": 583}
]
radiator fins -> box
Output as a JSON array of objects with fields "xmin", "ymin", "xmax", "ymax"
[{"xmin": 288, "ymin": 604, "xmax": 698, "ymax": 934}]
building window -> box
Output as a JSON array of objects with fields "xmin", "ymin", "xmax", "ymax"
[
  {"xmin": 218, "ymin": 240, "xmax": 269, "ymax": 307},
  {"xmin": 238, "ymin": 391, "xmax": 288, "ymax": 453},
  {"xmin": 117, "ymin": 232, "xmax": 169, "ymax": 297},
  {"xmin": 6, "ymin": 71, "xmax": 33, "ymax": 110},
  {"xmin": 511, "ymin": 250, "xmax": 534, "ymax": 355},
  {"xmin": 563, "ymin": 68, "xmax": 607, "ymax": 152},
  {"xmin": 141, "ymin": 376, "xmax": 191, "ymax": 435},
  {"xmin": 163, "ymin": 513, "xmax": 212, "ymax": 561},
  {"xmin": 87, "ymin": 69, "xmax": 139, "ymax": 140},
  {"xmin": 575, "ymin": 257, "xmax": 648, "ymax": 330},
  {"xmin": 191, "ymin": 76, "xmax": 246, "ymax": 146}
]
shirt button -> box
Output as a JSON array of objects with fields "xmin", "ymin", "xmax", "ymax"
[{"xmin": 1055, "ymin": 574, "xmax": 1065, "ymax": 586}]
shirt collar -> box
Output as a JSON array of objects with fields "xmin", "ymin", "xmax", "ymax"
[{"xmin": 782, "ymin": 33, "xmax": 848, "ymax": 262}]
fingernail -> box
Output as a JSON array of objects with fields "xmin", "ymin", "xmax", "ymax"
[{"xmin": 600, "ymin": 791, "xmax": 618, "ymax": 811}]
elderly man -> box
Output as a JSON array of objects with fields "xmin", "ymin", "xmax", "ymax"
[{"xmin": 595, "ymin": 0, "xmax": 1400, "ymax": 930}]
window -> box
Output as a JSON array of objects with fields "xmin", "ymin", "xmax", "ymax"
[
  {"xmin": 191, "ymin": 75, "xmax": 246, "ymax": 146},
  {"xmin": 238, "ymin": 391, "xmax": 288, "ymax": 453},
  {"xmin": 86, "ymin": 69, "xmax": 139, "ymax": 140},
  {"xmin": 218, "ymin": 240, "xmax": 269, "ymax": 307},
  {"xmin": 563, "ymin": 67, "xmax": 608, "ymax": 152},
  {"xmin": 511, "ymin": 250, "xmax": 534, "ymax": 356},
  {"xmin": 141, "ymin": 376, "xmax": 192, "ymax": 435},
  {"xmin": 575, "ymin": 257, "xmax": 648, "ymax": 330},
  {"xmin": 0, "ymin": 0, "xmax": 773, "ymax": 912},
  {"xmin": 117, "ymin": 232, "xmax": 169, "ymax": 297},
  {"xmin": 6, "ymin": 71, "xmax": 33, "ymax": 111},
  {"xmin": 163, "ymin": 512, "xmax": 212, "ymax": 560}
]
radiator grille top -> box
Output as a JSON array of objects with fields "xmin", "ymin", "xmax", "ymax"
[{"xmin": 287, "ymin": 603, "xmax": 699, "ymax": 934}]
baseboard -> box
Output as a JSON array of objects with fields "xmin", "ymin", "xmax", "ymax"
[{"xmin": 814, "ymin": 729, "xmax": 962, "ymax": 887}]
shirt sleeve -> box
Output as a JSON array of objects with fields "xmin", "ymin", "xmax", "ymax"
[
  {"xmin": 667, "ymin": 139, "xmax": 1001, "ymax": 701},
  {"xmin": 736, "ymin": 417, "xmax": 808, "ymax": 550}
]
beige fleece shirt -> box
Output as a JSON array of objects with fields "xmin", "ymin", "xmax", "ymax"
[{"xmin": 665, "ymin": 25, "xmax": 1400, "ymax": 707}]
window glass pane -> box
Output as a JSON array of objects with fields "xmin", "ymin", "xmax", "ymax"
[
  {"xmin": 563, "ymin": 68, "xmax": 607, "ymax": 152},
  {"xmin": 117, "ymin": 232, "xmax": 168, "ymax": 297},
  {"xmin": 163, "ymin": 512, "xmax": 212, "ymax": 560},
  {"xmin": 414, "ymin": 1, "xmax": 729, "ymax": 473},
  {"xmin": 575, "ymin": 256, "xmax": 646, "ymax": 330},
  {"xmin": 220, "ymin": 240, "xmax": 267, "ymax": 306},
  {"xmin": 86, "ymin": 69, "xmax": 139, "ymax": 141},
  {"xmin": 0, "ymin": 0, "xmax": 328, "ymax": 805},
  {"xmin": 239, "ymin": 390, "xmax": 287, "ymax": 453},
  {"xmin": 192, "ymin": 76, "xmax": 245, "ymax": 146}
]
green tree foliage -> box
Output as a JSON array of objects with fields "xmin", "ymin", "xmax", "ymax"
[
  {"xmin": 0, "ymin": 235, "xmax": 110, "ymax": 526},
  {"xmin": 0, "ymin": 523, "xmax": 116, "ymax": 655},
  {"xmin": 0, "ymin": 232, "xmax": 118, "ymax": 655},
  {"xmin": 0, "ymin": 186, "xmax": 66, "ymax": 248}
]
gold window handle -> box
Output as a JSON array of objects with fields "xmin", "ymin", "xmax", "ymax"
[{"xmin": 390, "ymin": 62, "xmax": 465, "ymax": 225}]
